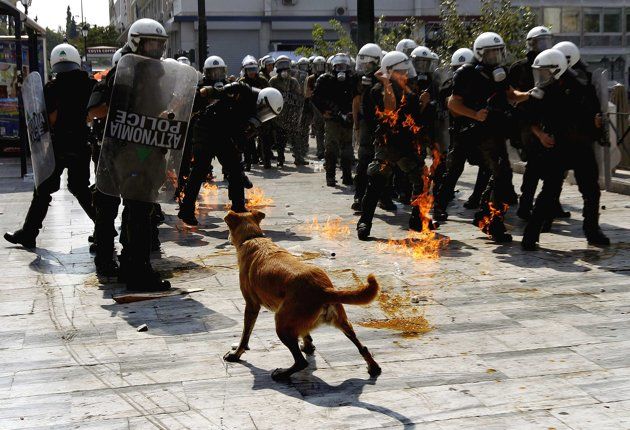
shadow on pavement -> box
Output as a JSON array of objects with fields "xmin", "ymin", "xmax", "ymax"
[{"xmin": 239, "ymin": 359, "xmax": 416, "ymax": 429}]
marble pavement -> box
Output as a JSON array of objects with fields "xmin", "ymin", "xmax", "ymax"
[{"xmin": 0, "ymin": 144, "xmax": 629, "ymax": 429}]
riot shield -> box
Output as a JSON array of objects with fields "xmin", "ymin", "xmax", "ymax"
[
  {"xmin": 22, "ymin": 72, "xmax": 55, "ymax": 189},
  {"xmin": 96, "ymin": 54, "xmax": 198, "ymax": 203},
  {"xmin": 277, "ymin": 88, "xmax": 304, "ymax": 131}
]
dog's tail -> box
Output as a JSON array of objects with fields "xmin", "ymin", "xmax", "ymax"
[{"xmin": 324, "ymin": 274, "xmax": 379, "ymax": 305}]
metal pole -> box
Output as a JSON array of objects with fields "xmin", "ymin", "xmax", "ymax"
[
  {"xmin": 357, "ymin": 0, "xmax": 375, "ymax": 48},
  {"xmin": 15, "ymin": 13, "xmax": 27, "ymax": 177},
  {"xmin": 197, "ymin": 0, "xmax": 207, "ymax": 72}
]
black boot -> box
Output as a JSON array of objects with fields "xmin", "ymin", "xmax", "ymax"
[
  {"xmin": 378, "ymin": 199, "xmax": 397, "ymax": 211},
  {"xmin": 177, "ymin": 208, "xmax": 198, "ymax": 226},
  {"xmin": 585, "ymin": 227, "xmax": 610, "ymax": 246},
  {"xmin": 356, "ymin": 222, "xmax": 371, "ymax": 241},
  {"xmin": 95, "ymin": 258, "xmax": 119, "ymax": 277},
  {"xmin": 409, "ymin": 206, "xmax": 423, "ymax": 232},
  {"xmin": 325, "ymin": 155, "xmax": 337, "ymax": 187},
  {"xmin": 126, "ymin": 265, "xmax": 171, "ymax": 292},
  {"xmin": 351, "ymin": 198, "xmax": 362, "ymax": 212},
  {"xmin": 521, "ymin": 220, "xmax": 542, "ymax": 251},
  {"xmin": 4, "ymin": 229, "xmax": 36, "ymax": 249},
  {"xmin": 433, "ymin": 206, "xmax": 448, "ymax": 222}
]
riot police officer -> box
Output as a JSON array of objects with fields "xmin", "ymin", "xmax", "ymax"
[
  {"xmin": 5, "ymin": 43, "xmax": 96, "ymax": 249},
  {"xmin": 447, "ymin": 32, "xmax": 530, "ymax": 243},
  {"xmin": 180, "ymin": 82, "xmax": 283, "ymax": 223},
  {"xmin": 352, "ymin": 43, "xmax": 396, "ymax": 212},
  {"xmin": 239, "ymin": 55, "xmax": 269, "ymax": 170},
  {"xmin": 87, "ymin": 18, "xmax": 174, "ymax": 291},
  {"xmin": 269, "ymin": 55, "xmax": 307, "ymax": 166},
  {"xmin": 433, "ymin": 48, "xmax": 492, "ymax": 218},
  {"xmin": 259, "ymin": 55, "xmax": 275, "ymax": 81},
  {"xmin": 305, "ymin": 56, "xmax": 327, "ymax": 159},
  {"xmin": 521, "ymin": 48, "xmax": 609, "ymax": 250},
  {"xmin": 356, "ymin": 52, "xmax": 427, "ymax": 240},
  {"xmin": 396, "ymin": 39, "xmax": 418, "ymax": 57},
  {"xmin": 312, "ymin": 53, "xmax": 358, "ymax": 186},
  {"xmin": 509, "ymin": 26, "xmax": 569, "ymax": 221}
]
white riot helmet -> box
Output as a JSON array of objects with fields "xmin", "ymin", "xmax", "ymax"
[
  {"xmin": 203, "ymin": 55, "xmax": 227, "ymax": 82},
  {"xmin": 50, "ymin": 43, "xmax": 82, "ymax": 74},
  {"xmin": 177, "ymin": 56, "xmax": 191, "ymax": 66},
  {"xmin": 297, "ymin": 57, "xmax": 310, "ymax": 72},
  {"xmin": 396, "ymin": 39, "xmax": 418, "ymax": 56},
  {"xmin": 410, "ymin": 46, "xmax": 432, "ymax": 74},
  {"xmin": 473, "ymin": 32, "xmax": 506, "ymax": 67},
  {"xmin": 256, "ymin": 87, "xmax": 284, "ymax": 123},
  {"xmin": 381, "ymin": 51, "xmax": 411, "ymax": 76},
  {"xmin": 356, "ymin": 43, "xmax": 382, "ymax": 75},
  {"xmin": 111, "ymin": 48, "xmax": 123, "ymax": 68},
  {"xmin": 242, "ymin": 55, "xmax": 258, "ymax": 76},
  {"xmin": 312, "ymin": 55, "xmax": 326, "ymax": 74},
  {"xmin": 429, "ymin": 52, "xmax": 440, "ymax": 71},
  {"xmin": 127, "ymin": 18, "xmax": 168, "ymax": 59},
  {"xmin": 552, "ymin": 41, "xmax": 580, "ymax": 69},
  {"xmin": 331, "ymin": 53, "xmax": 351, "ymax": 81},
  {"xmin": 531, "ymin": 48, "xmax": 567, "ymax": 90},
  {"xmin": 450, "ymin": 48, "xmax": 474, "ymax": 67},
  {"xmin": 526, "ymin": 26, "xmax": 553, "ymax": 54},
  {"xmin": 260, "ymin": 55, "xmax": 274, "ymax": 67},
  {"xmin": 275, "ymin": 55, "xmax": 291, "ymax": 72}
]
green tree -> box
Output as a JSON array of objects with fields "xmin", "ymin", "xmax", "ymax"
[
  {"xmin": 375, "ymin": 16, "xmax": 424, "ymax": 51},
  {"xmin": 45, "ymin": 27, "xmax": 65, "ymax": 58},
  {"xmin": 439, "ymin": 0, "xmax": 535, "ymax": 64},
  {"xmin": 295, "ymin": 19, "xmax": 357, "ymax": 58}
]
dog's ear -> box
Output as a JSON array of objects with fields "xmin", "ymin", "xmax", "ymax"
[
  {"xmin": 224, "ymin": 211, "xmax": 240, "ymax": 229},
  {"xmin": 251, "ymin": 209, "xmax": 266, "ymax": 224}
]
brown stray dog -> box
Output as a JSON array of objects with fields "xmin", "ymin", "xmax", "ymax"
[{"xmin": 223, "ymin": 210, "xmax": 382, "ymax": 381}]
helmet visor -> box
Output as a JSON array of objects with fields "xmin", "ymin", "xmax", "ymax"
[
  {"xmin": 275, "ymin": 59, "xmax": 291, "ymax": 71},
  {"xmin": 313, "ymin": 62, "xmax": 325, "ymax": 73},
  {"xmin": 403, "ymin": 47, "xmax": 414, "ymax": 56},
  {"xmin": 257, "ymin": 98, "xmax": 278, "ymax": 123},
  {"xmin": 205, "ymin": 67, "xmax": 227, "ymax": 81},
  {"xmin": 52, "ymin": 61, "xmax": 81, "ymax": 74},
  {"xmin": 532, "ymin": 68, "xmax": 555, "ymax": 88},
  {"xmin": 528, "ymin": 35, "xmax": 553, "ymax": 53},
  {"xmin": 481, "ymin": 47, "xmax": 505, "ymax": 67},
  {"xmin": 244, "ymin": 65, "xmax": 258, "ymax": 75},
  {"xmin": 412, "ymin": 57, "xmax": 433, "ymax": 74},
  {"xmin": 298, "ymin": 63, "xmax": 309, "ymax": 71},
  {"xmin": 356, "ymin": 60, "xmax": 378, "ymax": 74},
  {"xmin": 138, "ymin": 38, "xmax": 167, "ymax": 59},
  {"xmin": 333, "ymin": 63, "xmax": 348, "ymax": 73}
]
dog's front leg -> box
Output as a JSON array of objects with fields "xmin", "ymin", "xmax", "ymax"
[{"xmin": 224, "ymin": 302, "xmax": 260, "ymax": 362}]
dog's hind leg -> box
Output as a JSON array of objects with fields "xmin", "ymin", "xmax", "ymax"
[
  {"xmin": 332, "ymin": 304, "xmax": 382, "ymax": 377},
  {"xmin": 272, "ymin": 330, "xmax": 309, "ymax": 381},
  {"xmin": 224, "ymin": 302, "xmax": 260, "ymax": 362},
  {"xmin": 300, "ymin": 334, "xmax": 315, "ymax": 355}
]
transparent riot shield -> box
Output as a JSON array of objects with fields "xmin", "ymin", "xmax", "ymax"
[
  {"xmin": 277, "ymin": 87, "xmax": 304, "ymax": 131},
  {"xmin": 96, "ymin": 54, "xmax": 198, "ymax": 203},
  {"xmin": 22, "ymin": 72, "xmax": 55, "ymax": 189}
]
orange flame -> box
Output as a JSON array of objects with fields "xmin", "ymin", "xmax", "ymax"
[
  {"xmin": 245, "ymin": 187, "xmax": 274, "ymax": 208},
  {"xmin": 477, "ymin": 202, "xmax": 510, "ymax": 236},
  {"xmin": 304, "ymin": 216, "xmax": 350, "ymax": 240}
]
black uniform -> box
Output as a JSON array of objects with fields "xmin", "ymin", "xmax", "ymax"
[
  {"xmin": 179, "ymin": 82, "xmax": 259, "ymax": 218},
  {"xmin": 450, "ymin": 62, "xmax": 515, "ymax": 242},
  {"xmin": 239, "ymin": 74, "xmax": 269, "ymax": 169},
  {"xmin": 356, "ymin": 78, "xmax": 426, "ymax": 240},
  {"xmin": 508, "ymin": 52, "xmax": 567, "ymax": 220},
  {"xmin": 522, "ymin": 73, "xmax": 609, "ymax": 249},
  {"xmin": 312, "ymin": 72, "xmax": 358, "ymax": 185},
  {"xmin": 433, "ymin": 73, "xmax": 491, "ymax": 216},
  {"xmin": 5, "ymin": 69, "xmax": 96, "ymax": 248}
]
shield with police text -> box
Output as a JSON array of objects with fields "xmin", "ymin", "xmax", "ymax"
[
  {"xmin": 96, "ymin": 54, "xmax": 198, "ymax": 202},
  {"xmin": 22, "ymin": 72, "xmax": 55, "ymax": 189},
  {"xmin": 277, "ymin": 88, "xmax": 304, "ymax": 131}
]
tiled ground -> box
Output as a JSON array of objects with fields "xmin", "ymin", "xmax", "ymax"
[{"xmin": 0, "ymin": 142, "xmax": 629, "ymax": 429}]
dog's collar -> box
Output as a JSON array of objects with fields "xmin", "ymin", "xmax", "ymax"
[{"xmin": 240, "ymin": 232, "xmax": 265, "ymax": 245}]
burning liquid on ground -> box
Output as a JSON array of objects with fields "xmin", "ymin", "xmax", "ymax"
[
  {"xmin": 303, "ymin": 216, "xmax": 351, "ymax": 240},
  {"xmin": 377, "ymin": 230, "xmax": 450, "ymax": 260},
  {"xmin": 360, "ymin": 289, "xmax": 432, "ymax": 338},
  {"xmin": 246, "ymin": 187, "xmax": 274, "ymax": 208}
]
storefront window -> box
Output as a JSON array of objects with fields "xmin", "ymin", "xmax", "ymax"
[
  {"xmin": 561, "ymin": 8, "xmax": 580, "ymax": 33},
  {"xmin": 584, "ymin": 9, "xmax": 601, "ymax": 33},
  {"xmin": 543, "ymin": 7, "xmax": 561, "ymax": 32},
  {"xmin": 603, "ymin": 9, "xmax": 621, "ymax": 33}
]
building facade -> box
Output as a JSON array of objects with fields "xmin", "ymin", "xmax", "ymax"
[{"xmin": 109, "ymin": 0, "xmax": 630, "ymax": 84}]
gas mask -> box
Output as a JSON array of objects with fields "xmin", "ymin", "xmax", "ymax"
[
  {"xmin": 475, "ymin": 64, "xmax": 506, "ymax": 83},
  {"xmin": 480, "ymin": 47, "xmax": 506, "ymax": 82},
  {"xmin": 280, "ymin": 70, "xmax": 290, "ymax": 79},
  {"xmin": 336, "ymin": 71, "xmax": 346, "ymax": 82},
  {"xmin": 529, "ymin": 68, "xmax": 556, "ymax": 99}
]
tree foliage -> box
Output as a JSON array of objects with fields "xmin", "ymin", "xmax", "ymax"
[
  {"xmin": 375, "ymin": 16, "xmax": 424, "ymax": 52},
  {"xmin": 298, "ymin": 0, "xmax": 535, "ymax": 65},
  {"xmin": 439, "ymin": 0, "xmax": 535, "ymax": 63},
  {"xmin": 295, "ymin": 20, "xmax": 357, "ymax": 58}
]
